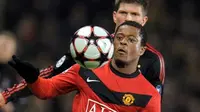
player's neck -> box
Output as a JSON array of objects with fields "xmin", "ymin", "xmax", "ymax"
[{"xmin": 111, "ymin": 59, "xmax": 138, "ymax": 75}]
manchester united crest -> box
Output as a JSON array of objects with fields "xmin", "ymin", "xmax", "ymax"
[{"xmin": 122, "ymin": 94, "xmax": 135, "ymax": 106}]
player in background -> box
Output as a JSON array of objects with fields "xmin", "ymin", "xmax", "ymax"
[
  {"xmin": 8, "ymin": 21, "xmax": 161, "ymax": 112},
  {"xmin": 0, "ymin": 0, "xmax": 165, "ymax": 108},
  {"xmin": 113, "ymin": 0, "xmax": 165, "ymax": 93},
  {"xmin": 0, "ymin": 31, "xmax": 17, "ymax": 112}
]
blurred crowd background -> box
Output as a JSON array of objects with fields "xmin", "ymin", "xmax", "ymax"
[{"xmin": 0, "ymin": 0, "xmax": 200, "ymax": 112}]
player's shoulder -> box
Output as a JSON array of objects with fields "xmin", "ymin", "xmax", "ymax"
[
  {"xmin": 62, "ymin": 63, "xmax": 80, "ymax": 74},
  {"xmin": 145, "ymin": 43, "xmax": 164, "ymax": 61},
  {"xmin": 140, "ymin": 43, "xmax": 165, "ymax": 85},
  {"xmin": 93, "ymin": 61, "xmax": 110, "ymax": 70},
  {"xmin": 55, "ymin": 55, "xmax": 68, "ymax": 68},
  {"xmin": 140, "ymin": 43, "xmax": 164, "ymax": 68},
  {"xmin": 138, "ymin": 73, "xmax": 161, "ymax": 95},
  {"xmin": 68, "ymin": 61, "xmax": 109, "ymax": 75}
]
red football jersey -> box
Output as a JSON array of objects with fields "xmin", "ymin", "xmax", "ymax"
[{"xmin": 28, "ymin": 62, "xmax": 161, "ymax": 112}]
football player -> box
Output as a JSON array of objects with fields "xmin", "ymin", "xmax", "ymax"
[
  {"xmin": 9, "ymin": 21, "xmax": 160, "ymax": 112},
  {"xmin": 0, "ymin": 0, "xmax": 165, "ymax": 108}
]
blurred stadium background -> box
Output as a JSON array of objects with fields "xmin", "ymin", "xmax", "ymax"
[{"xmin": 0, "ymin": 0, "xmax": 200, "ymax": 112}]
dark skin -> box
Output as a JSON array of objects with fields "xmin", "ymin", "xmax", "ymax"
[{"xmin": 111, "ymin": 25, "xmax": 146, "ymax": 74}]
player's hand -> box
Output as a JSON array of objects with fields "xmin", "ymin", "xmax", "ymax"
[
  {"xmin": 1, "ymin": 102, "xmax": 15, "ymax": 112},
  {"xmin": 8, "ymin": 55, "xmax": 39, "ymax": 83},
  {"xmin": 0, "ymin": 93, "xmax": 6, "ymax": 108}
]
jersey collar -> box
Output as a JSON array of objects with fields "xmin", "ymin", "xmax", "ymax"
[{"xmin": 109, "ymin": 62, "xmax": 140, "ymax": 78}]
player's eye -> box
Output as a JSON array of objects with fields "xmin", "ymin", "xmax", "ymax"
[
  {"xmin": 116, "ymin": 35, "xmax": 123, "ymax": 41},
  {"xmin": 131, "ymin": 12, "xmax": 139, "ymax": 16},
  {"xmin": 128, "ymin": 37, "xmax": 137, "ymax": 43},
  {"xmin": 119, "ymin": 11, "xmax": 127, "ymax": 15}
]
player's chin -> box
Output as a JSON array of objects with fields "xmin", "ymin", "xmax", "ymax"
[{"xmin": 114, "ymin": 58, "xmax": 128, "ymax": 68}]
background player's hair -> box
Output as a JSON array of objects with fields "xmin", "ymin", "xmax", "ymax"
[
  {"xmin": 114, "ymin": 0, "xmax": 150, "ymax": 16},
  {"xmin": 115, "ymin": 21, "xmax": 147, "ymax": 46},
  {"xmin": 0, "ymin": 30, "xmax": 17, "ymax": 40}
]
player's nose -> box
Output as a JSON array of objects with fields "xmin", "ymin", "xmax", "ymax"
[
  {"xmin": 120, "ymin": 38, "xmax": 127, "ymax": 45},
  {"xmin": 125, "ymin": 14, "xmax": 132, "ymax": 21}
]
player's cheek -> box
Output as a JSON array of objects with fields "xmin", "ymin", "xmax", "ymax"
[
  {"xmin": 135, "ymin": 44, "xmax": 142, "ymax": 56},
  {"xmin": 119, "ymin": 18, "xmax": 126, "ymax": 24},
  {"xmin": 113, "ymin": 42, "xmax": 118, "ymax": 54},
  {"xmin": 116, "ymin": 15, "xmax": 126, "ymax": 24},
  {"xmin": 113, "ymin": 40, "xmax": 119, "ymax": 49}
]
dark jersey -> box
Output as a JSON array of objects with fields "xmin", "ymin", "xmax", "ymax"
[
  {"xmin": 139, "ymin": 44, "xmax": 165, "ymax": 95},
  {"xmin": 29, "ymin": 63, "xmax": 161, "ymax": 112},
  {"xmin": 2, "ymin": 43, "xmax": 165, "ymax": 104}
]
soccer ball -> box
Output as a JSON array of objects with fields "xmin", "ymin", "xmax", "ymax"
[{"xmin": 70, "ymin": 26, "xmax": 114, "ymax": 69}]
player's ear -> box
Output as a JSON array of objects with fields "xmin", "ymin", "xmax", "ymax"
[
  {"xmin": 141, "ymin": 16, "xmax": 148, "ymax": 26},
  {"xmin": 139, "ymin": 46, "xmax": 146, "ymax": 56},
  {"xmin": 113, "ymin": 11, "xmax": 117, "ymax": 24}
]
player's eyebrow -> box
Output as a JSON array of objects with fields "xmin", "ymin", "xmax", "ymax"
[
  {"xmin": 115, "ymin": 31, "xmax": 124, "ymax": 35},
  {"xmin": 128, "ymin": 35, "xmax": 137, "ymax": 38}
]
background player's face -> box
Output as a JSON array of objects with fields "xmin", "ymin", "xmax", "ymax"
[
  {"xmin": 113, "ymin": 3, "xmax": 148, "ymax": 29},
  {"xmin": 113, "ymin": 25, "xmax": 146, "ymax": 64},
  {"xmin": 0, "ymin": 35, "xmax": 17, "ymax": 63}
]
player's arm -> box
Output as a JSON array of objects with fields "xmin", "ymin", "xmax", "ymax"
[
  {"xmin": 28, "ymin": 65, "xmax": 79, "ymax": 99},
  {"xmin": 1, "ymin": 66, "xmax": 53, "ymax": 104},
  {"xmin": 7, "ymin": 55, "xmax": 78, "ymax": 99},
  {"xmin": 0, "ymin": 53, "xmax": 75, "ymax": 106}
]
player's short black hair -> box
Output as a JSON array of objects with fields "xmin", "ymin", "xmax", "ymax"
[
  {"xmin": 114, "ymin": 0, "xmax": 150, "ymax": 16},
  {"xmin": 115, "ymin": 21, "xmax": 147, "ymax": 46}
]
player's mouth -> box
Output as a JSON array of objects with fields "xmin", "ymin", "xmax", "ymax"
[{"xmin": 117, "ymin": 48, "xmax": 127, "ymax": 55}]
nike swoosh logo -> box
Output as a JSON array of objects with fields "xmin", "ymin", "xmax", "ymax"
[{"xmin": 86, "ymin": 77, "xmax": 100, "ymax": 83}]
